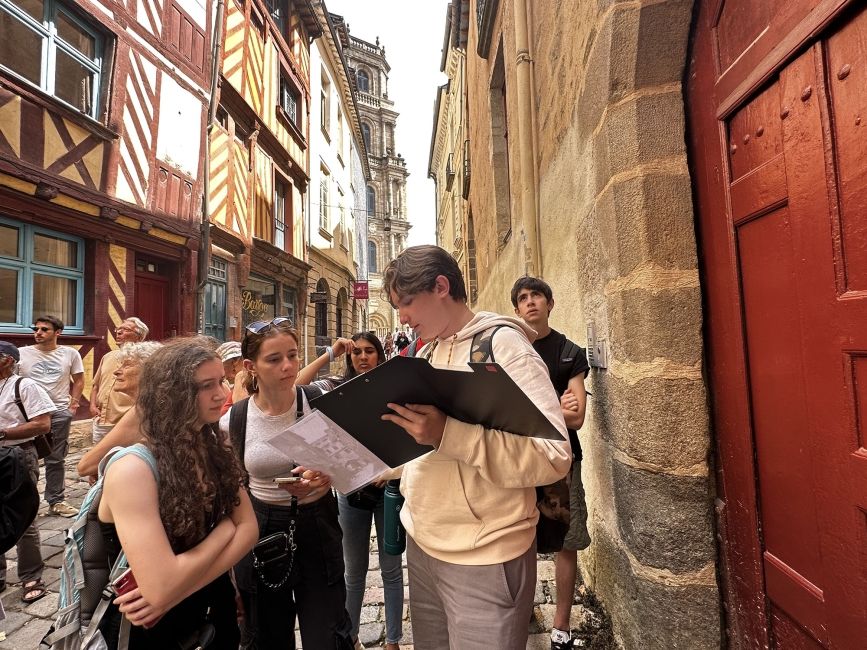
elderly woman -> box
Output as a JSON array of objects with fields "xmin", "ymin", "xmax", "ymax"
[{"xmin": 77, "ymin": 341, "xmax": 161, "ymax": 481}]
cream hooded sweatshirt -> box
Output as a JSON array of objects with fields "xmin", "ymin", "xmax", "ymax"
[{"xmin": 396, "ymin": 311, "xmax": 571, "ymax": 565}]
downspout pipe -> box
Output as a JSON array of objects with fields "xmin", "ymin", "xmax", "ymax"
[
  {"xmin": 196, "ymin": 0, "xmax": 226, "ymax": 333},
  {"xmin": 512, "ymin": 0, "xmax": 541, "ymax": 277}
]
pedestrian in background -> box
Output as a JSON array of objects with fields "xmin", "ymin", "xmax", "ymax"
[
  {"xmin": 379, "ymin": 245, "xmax": 571, "ymax": 649},
  {"xmin": 0, "ymin": 341, "xmax": 53, "ymax": 604},
  {"xmin": 512, "ymin": 276, "xmax": 591, "ymax": 650},
  {"xmin": 19, "ymin": 315, "xmax": 84, "ymax": 518},
  {"xmin": 90, "ymin": 317, "xmax": 148, "ymax": 442}
]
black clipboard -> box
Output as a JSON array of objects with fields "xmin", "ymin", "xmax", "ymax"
[{"xmin": 309, "ymin": 355, "xmax": 564, "ymax": 467}]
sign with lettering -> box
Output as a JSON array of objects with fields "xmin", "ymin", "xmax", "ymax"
[
  {"xmin": 353, "ymin": 281, "xmax": 369, "ymax": 299},
  {"xmin": 241, "ymin": 276, "xmax": 276, "ymax": 328},
  {"xmin": 309, "ymin": 291, "xmax": 328, "ymax": 303}
]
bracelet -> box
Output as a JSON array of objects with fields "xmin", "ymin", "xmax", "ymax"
[{"xmin": 326, "ymin": 346, "xmax": 334, "ymax": 362}]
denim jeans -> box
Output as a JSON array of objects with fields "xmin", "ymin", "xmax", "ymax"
[
  {"xmin": 0, "ymin": 442, "xmax": 44, "ymax": 584},
  {"xmin": 337, "ymin": 492, "xmax": 404, "ymax": 644},
  {"xmin": 44, "ymin": 409, "xmax": 73, "ymax": 505}
]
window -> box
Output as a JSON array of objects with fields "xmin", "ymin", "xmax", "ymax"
[
  {"xmin": 279, "ymin": 74, "xmax": 300, "ymax": 129},
  {"xmin": 361, "ymin": 123, "xmax": 372, "ymax": 154},
  {"xmin": 368, "ymin": 240, "xmax": 377, "ymax": 274},
  {"xmin": 319, "ymin": 172, "xmax": 329, "ymax": 232},
  {"xmin": 204, "ymin": 258, "xmax": 227, "ymax": 340},
  {"xmin": 366, "ymin": 185, "xmax": 376, "ymax": 216},
  {"xmin": 392, "ymin": 180, "xmax": 401, "ymax": 216},
  {"xmin": 0, "ymin": 217, "xmax": 84, "ymax": 333},
  {"xmin": 356, "ymin": 69, "xmax": 369, "ymax": 93},
  {"xmin": 241, "ymin": 275, "xmax": 275, "ymax": 329},
  {"xmin": 274, "ymin": 178, "xmax": 286, "ymax": 250},
  {"xmin": 281, "ymin": 286, "xmax": 297, "ymax": 326},
  {"xmin": 314, "ymin": 278, "xmax": 328, "ymax": 339},
  {"xmin": 337, "ymin": 106, "xmax": 344, "ymax": 162},
  {"xmin": 320, "ymin": 70, "xmax": 331, "ymax": 135},
  {"xmin": 265, "ymin": 0, "xmax": 285, "ymax": 34},
  {"xmin": 0, "ymin": 0, "xmax": 105, "ymax": 118},
  {"xmin": 490, "ymin": 41, "xmax": 512, "ymax": 243},
  {"xmin": 338, "ymin": 188, "xmax": 347, "ymax": 248}
]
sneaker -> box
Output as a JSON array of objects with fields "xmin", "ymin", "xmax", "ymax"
[
  {"xmin": 551, "ymin": 629, "xmax": 574, "ymax": 650},
  {"xmin": 48, "ymin": 501, "xmax": 79, "ymax": 518}
]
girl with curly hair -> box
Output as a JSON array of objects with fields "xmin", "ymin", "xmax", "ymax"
[
  {"xmin": 219, "ymin": 318, "xmax": 353, "ymax": 649},
  {"xmin": 97, "ymin": 337, "xmax": 258, "ymax": 647}
]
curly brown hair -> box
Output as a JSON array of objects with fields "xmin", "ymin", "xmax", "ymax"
[{"xmin": 137, "ymin": 336, "xmax": 242, "ymax": 551}]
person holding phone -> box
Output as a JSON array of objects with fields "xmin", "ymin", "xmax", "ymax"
[
  {"xmin": 219, "ymin": 318, "xmax": 353, "ymax": 649},
  {"xmin": 299, "ymin": 331, "xmax": 404, "ymax": 650},
  {"xmin": 97, "ymin": 337, "xmax": 258, "ymax": 648}
]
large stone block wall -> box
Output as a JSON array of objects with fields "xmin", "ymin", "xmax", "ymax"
[{"xmin": 466, "ymin": 0, "xmax": 721, "ymax": 646}]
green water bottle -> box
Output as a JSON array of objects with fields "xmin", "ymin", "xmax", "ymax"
[{"xmin": 382, "ymin": 480, "xmax": 406, "ymax": 555}]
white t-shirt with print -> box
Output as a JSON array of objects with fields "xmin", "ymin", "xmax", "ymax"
[
  {"xmin": 19, "ymin": 345, "xmax": 84, "ymax": 410},
  {"xmin": 0, "ymin": 374, "xmax": 56, "ymax": 444}
]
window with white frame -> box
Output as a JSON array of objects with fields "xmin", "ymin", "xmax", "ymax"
[
  {"xmin": 0, "ymin": 217, "xmax": 84, "ymax": 333},
  {"xmin": 338, "ymin": 187, "xmax": 347, "ymax": 248},
  {"xmin": 274, "ymin": 178, "xmax": 287, "ymax": 250},
  {"xmin": 0, "ymin": 0, "xmax": 105, "ymax": 118},
  {"xmin": 320, "ymin": 69, "xmax": 331, "ymax": 135},
  {"xmin": 319, "ymin": 171, "xmax": 330, "ymax": 232}
]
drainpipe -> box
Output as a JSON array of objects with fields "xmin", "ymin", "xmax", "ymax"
[
  {"xmin": 196, "ymin": 0, "xmax": 226, "ymax": 333},
  {"xmin": 512, "ymin": 0, "xmax": 541, "ymax": 277}
]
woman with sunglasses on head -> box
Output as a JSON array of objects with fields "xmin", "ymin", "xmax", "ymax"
[
  {"xmin": 95, "ymin": 337, "xmax": 258, "ymax": 648},
  {"xmin": 220, "ymin": 317, "xmax": 354, "ymax": 649},
  {"xmin": 297, "ymin": 331, "xmax": 403, "ymax": 650}
]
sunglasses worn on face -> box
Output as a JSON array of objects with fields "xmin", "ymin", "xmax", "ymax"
[
  {"xmin": 31, "ymin": 326, "xmax": 52, "ymax": 333},
  {"xmin": 245, "ymin": 317, "xmax": 292, "ymax": 335}
]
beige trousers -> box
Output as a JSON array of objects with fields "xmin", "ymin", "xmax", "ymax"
[{"xmin": 406, "ymin": 536, "xmax": 536, "ymax": 649}]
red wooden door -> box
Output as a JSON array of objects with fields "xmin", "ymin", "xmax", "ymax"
[
  {"xmin": 687, "ymin": 1, "xmax": 867, "ymax": 647},
  {"xmin": 134, "ymin": 274, "xmax": 170, "ymax": 341}
]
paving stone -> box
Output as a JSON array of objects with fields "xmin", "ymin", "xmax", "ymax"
[
  {"xmin": 0, "ymin": 610, "xmax": 29, "ymax": 635},
  {"xmin": 358, "ymin": 621, "xmax": 385, "ymax": 646},
  {"xmin": 0, "ymin": 617, "xmax": 52, "ymax": 649},
  {"xmin": 23, "ymin": 591, "xmax": 59, "ymax": 617},
  {"xmin": 537, "ymin": 559, "xmax": 556, "ymax": 581},
  {"xmin": 359, "ymin": 604, "xmax": 380, "ymax": 624}
]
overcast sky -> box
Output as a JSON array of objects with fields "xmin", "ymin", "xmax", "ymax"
[{"xmin": 324, "ymin": 0, "xmax": 449, "ymax": 246}]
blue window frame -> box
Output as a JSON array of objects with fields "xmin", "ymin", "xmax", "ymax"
[
  {"xmin": 0, "ymin": 0, "xmax": 105, "ymax": 119},
  {"xmin": 0, "ymin": 217, "xmax": 85, "ymax": 333}
]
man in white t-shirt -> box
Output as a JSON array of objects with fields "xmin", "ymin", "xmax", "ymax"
[
  {"xmin": 19, "ymin": 315, "xmax": 84, "ymax": 518},
  {"xmin": 0, "ymin": 341, "xmax": 54, "ymax": 603}
]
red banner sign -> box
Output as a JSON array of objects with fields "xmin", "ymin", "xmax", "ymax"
[{"xmin": 353, "ymin": 281, "xmax": 369, "ymax": 299}]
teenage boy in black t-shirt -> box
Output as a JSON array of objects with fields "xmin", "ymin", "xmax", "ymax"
[{"xmin": 511, "ymin": 276, "xmax": 591, "ymax": 650}]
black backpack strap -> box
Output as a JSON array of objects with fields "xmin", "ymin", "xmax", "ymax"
[
  {"xmin": 228, "ymin": 397, "xmax": 250, "ymax": 484},
  {"xmin": 13, "ymin": 378, "xmax": 29, "ymax": 422},
  {"xmin": 469, "ymin": 325, "xmax": 508, "ymax": 363},
  {"xmin": 298, "ymin": 384, "xmax": 323, "ymax": 418}
]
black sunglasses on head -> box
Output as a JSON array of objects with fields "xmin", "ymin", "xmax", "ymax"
[{"xmin": 245, "ymin": 317, "xmax": 292, "ymax": 335}]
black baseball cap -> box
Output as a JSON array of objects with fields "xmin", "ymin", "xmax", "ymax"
[{"xmin": 0, "ymin": 341, "xmax": 20, "ymax": 362}]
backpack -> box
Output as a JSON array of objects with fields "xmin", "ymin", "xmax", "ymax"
[
  {"xmin": 0, "ymin": 445, "xmax": 39, "ymax": 554},
  {"xmin": 465, "ymin": 325, "xmax": 572, "ymax": 553},
  {"xmin": 228, "ymin": 385, "xmax": 323, "ymax": 481},
  {"xmin": 41, "ymin": 444, "xmax": 158, "ymax": 650}
]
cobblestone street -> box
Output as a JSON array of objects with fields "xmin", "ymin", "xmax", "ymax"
[{"xmin": 1, "ymin": 447, "xmax": 609, "ymax": 649}]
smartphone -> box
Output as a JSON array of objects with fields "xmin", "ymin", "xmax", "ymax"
[
  {"xmin": 273, "ymin": 476, "xmax": 302, "ymax": 484},
  {"xmin": 110, "ymin": 567, "xmax": 138, "ymax": 596}
]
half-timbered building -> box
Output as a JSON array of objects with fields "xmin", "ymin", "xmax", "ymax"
[
  {"xmin": 0, "ymin": 0, "xmax": 214, "ymax": 411},
  {"xmin": 206, "ymin": 0, "xmax": 319, "ymax": 352}
]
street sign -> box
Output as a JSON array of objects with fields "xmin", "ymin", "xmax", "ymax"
[
  {"xmin": 309, "ymin": 291, "xmax": 328, "ymax": 303},
  {"xmin": 353, "ymin": 281, "xmax": 369, "ymax": 299}
]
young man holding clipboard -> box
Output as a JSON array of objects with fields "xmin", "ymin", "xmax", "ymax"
[{"xmin": 379, "ymin": 245, "xmax": 571, "ymax": 649}]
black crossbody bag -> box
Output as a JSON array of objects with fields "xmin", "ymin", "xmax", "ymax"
[{"xmin": 229, "ymin": 385, "xmax": 322, "ymax": 591}]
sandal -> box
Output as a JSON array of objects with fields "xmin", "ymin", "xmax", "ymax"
[{"xmin": 21, "ymin": 579, "xmax": 47, "ymax": 604}]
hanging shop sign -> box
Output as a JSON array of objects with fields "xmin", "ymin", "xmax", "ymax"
[{"xmin": 353, "ymin": 281, "xmax": 369, "ymax": 300}]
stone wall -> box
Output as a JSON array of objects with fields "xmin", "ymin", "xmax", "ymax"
[{"xmin": 464, "ymin": 0, "xmax": 720, "ymax": 646}]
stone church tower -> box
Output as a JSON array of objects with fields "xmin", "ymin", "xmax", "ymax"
[{"xmin": 342, "ymin": 30, "xmax": 411, "ymax": 337}]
